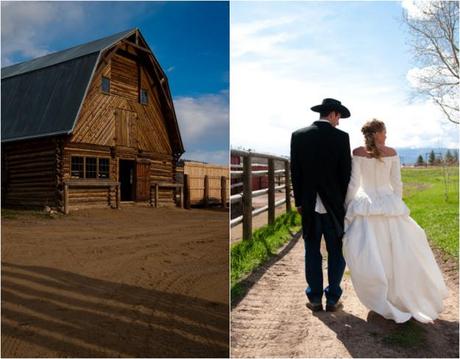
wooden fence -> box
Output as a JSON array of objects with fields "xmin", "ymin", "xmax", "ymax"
[
  {"xmin": 230, "ymin": 149, "xmax": 292, "ymax": 240},
  {"xmin": 180, "ymin": 161, "xmax": 229, "ymax": 208}
]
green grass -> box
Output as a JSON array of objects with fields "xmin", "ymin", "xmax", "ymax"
[
  {"xmin": 383, "ymin": 321, "xmax": 426, "ymax": 348},
  {"xmin": 231, "ymin": 210, "xmax": 301, "ymax": 299},
  {"xmin": 401, "ymin": 166, "xmax": 459, "ymax": 257}
]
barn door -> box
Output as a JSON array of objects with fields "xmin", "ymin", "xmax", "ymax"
[
  {"xmin": 115, "ymin": 109, "xmax": 137, "ymax": 148},
  {"xmin": 136, "ymin": 161, "xmax": 150, "ymax": 201}
]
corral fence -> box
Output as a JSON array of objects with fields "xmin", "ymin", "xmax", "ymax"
[
  {"xmin": 230, "ymin": 149, "xmax": 292, "ymax": 240},
  {"xmin": 177, "ymin": 161, "xmax": 229, "ymax": 208}
]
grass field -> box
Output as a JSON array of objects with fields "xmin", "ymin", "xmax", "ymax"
[{"xmin": 402, "ymin": 166, "xmax": 459, "ymax": 257}]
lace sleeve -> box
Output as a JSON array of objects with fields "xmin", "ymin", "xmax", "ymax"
[
  {"xmin": 390, "ymin": 156, "xmax": 403, "ymax": 198},
  {"xmin": 345, "ymin": 157, "xmax": 361, "ymax": 207}
]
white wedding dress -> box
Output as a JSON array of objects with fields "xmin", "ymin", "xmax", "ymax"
[{"xmin": 343, "ymin": 155, "xmax": 448, "ymax": 323}]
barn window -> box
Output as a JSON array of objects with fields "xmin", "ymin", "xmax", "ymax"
[
  {"xmin": 71, "ymin": 157, "xmax": 84, "ymax": 178},
  {"xmin": 140, "ymin": 88, "xmax": 148, "ymax": 105},
  {"xmin": 98, "ymin": 158, "xmax": 110, "ymax": 178},
  {"xmin": 86, "ymin": 157, "xmax": 97, "ymax": 178},
  {"xmin": 101, "ymin": 76, "xmax": 110, "ymax": 94}
]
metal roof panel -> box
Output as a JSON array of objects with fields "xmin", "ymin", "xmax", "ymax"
[
  {"xmin": 2, "ymin": 28, "xmax": 136, "ymax": 79},
  {"xmin": 2, "ymin": 53, "xmax": 99, "ymax": 141}
]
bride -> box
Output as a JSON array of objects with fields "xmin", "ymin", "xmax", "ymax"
[{"xmin": 343, "ymin": 119, "xmax": 448, "ymax": 323}]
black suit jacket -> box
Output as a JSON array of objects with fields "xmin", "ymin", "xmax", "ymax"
[{"xmin": 290, "ymin": 121, "xmax": 352, "ymax": 240}]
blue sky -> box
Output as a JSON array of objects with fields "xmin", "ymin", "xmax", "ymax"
[
  {"xmin": 1, "ymin": 1, "xmax": 229, "ymax": 164},
  {"xmin": 231, "ymin": 1, "xmax": 458, "ymax": 156}
]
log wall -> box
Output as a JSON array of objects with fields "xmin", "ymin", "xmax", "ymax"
[{"xmin": 2, "ymin": 138, "xmax": 58, "ymax": 208}]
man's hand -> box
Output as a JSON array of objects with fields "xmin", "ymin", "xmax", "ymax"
[{"xmin": 296, "ymin": 206, "xmax": 302, "ymax": 215}]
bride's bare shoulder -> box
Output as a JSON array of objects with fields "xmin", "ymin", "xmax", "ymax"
[
  {"xmin": 352, "ymin": 147, "xmax": 367, "ymax": 156},
  {"xmin": 382, "ymin": 146, "xmax": 397, "ymax": 156}
]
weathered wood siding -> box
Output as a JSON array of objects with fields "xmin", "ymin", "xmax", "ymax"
[
  {"xmin": 68, "ymin": 49, "xmax": 177, "ymax": 206},
  {"xmin": 2, "ymin": 139, "xmax": 58, "ymax": 208},
  {"xmin": 71, "ymin": 53, "xmax": 173, "ymax": 155}
]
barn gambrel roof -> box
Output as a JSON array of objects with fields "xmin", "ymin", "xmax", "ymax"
[{"xmin": 1, "ymin": 28, "xmax": 184, "ymax": 155}]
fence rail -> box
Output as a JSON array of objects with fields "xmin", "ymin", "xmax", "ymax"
[
  {"xmin": 231, "ymin": 149, "xmax": 292, "ymax": 240},
  {"xmin": 63, "ymin": 180, "xmax": 120, "ymax": 214}
]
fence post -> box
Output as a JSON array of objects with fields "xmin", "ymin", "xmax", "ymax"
[
  {"xmin": 268, "ymin": 158, "xmax": 275, "ymax": 225},
  {"xmin": 64, "ymin": 183, "xmax": 69, "ymax": 215},
  {"xmin": 184, "ymin": 174, "xmax": 191, "ymax": 209},
  {"xmin": 243, "ymin": 155, "xmax": 252, "ymax": 240},
  {"xmin": 221, "ymin": 176, "xmax": 227, "ymax": 208},
  {"xmin": 285, "ymin": 160, "xmax": 291, "ymax": 212},
  {"xmin": 155, "ymin": 183, "xmax": 159, "ymax": 208},
  {"xmin": 180, "ymin": 185, "xmax": 184, "ymax": 208},
  {"xmin": 204, "ymin": 175, "xmax": 209, "ymax": 207},
  {"xmin": 117, "ymin": 183, "xmax": 121, "ymax": 209}
]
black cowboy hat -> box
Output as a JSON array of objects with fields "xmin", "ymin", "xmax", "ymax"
[{"xmin": 311, "ymin": 98, "xmax": 351, "ymax": 118}]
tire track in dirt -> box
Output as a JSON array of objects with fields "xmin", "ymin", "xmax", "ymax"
[{"xmin": 231, "ymin": 236, "xmax": 459, "ymax": 358}]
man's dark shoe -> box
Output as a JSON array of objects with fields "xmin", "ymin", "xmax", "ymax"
[
  {"xmin": 325, "ymin": 301, "xmax": 343, "ymax": 312},
  {"xmin": 306, "ymin": 301, "xmax": 323, "ymax": 312}
]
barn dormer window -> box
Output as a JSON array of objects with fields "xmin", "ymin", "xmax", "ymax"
[
  {"xmin": 140, "ymin": 88, "xmax": 148, "ymax": 105},
  {"xmin": 101, "ymin": 76, "xmax": 110, "ymax": 94}
]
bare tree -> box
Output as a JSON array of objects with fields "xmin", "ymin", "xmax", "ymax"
[{"xmin": 403, "ymin": 1, "xmax": 459, "ymax": 124}]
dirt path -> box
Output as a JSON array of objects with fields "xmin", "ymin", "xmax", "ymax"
[
  {"xmin": 2, "ymin": 206, "xmax": 229, "ymax": 358},
  {"xmin": 231, "ymin": 235, "xmax": 459, "ymax": 358}
]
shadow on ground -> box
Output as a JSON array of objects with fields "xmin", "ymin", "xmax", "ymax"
[
  {"xmin": 2, "ymin": 262, "xmax": 229, "ymax": 358},
  {"xmin": 313, "ymin": 309, "xmax": 459, "ymax": 358}
]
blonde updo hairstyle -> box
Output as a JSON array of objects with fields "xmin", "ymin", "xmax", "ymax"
[{"xmin": 361, "ymin": 119, "xmax": 386, "ymax": 160}]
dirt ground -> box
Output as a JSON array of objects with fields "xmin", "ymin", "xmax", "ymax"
[
  {"xmin": 231, "ymin": 235, "xmax": 459, "ymax": 358},
  {"xmin": 1, "ymin": 206, "xmax": 229, "ymax": 358}
]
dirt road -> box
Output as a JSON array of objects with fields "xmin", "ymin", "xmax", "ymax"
[
  {"xmin": 2, "ymin": 206, "xmax": 229, "ymax": 358},
  {"xmin": 231, "ymin": 235, "xmax": 459, "ymax": 358}
]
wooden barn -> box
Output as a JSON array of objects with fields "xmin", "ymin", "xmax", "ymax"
[{"xmin": 1, "ymin": 28, "xmax": 185, "ymax": 212}]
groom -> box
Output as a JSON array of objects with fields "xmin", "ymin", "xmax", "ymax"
[{"xmin": 290, "ymin": 98, "xmax": 352, "ymax": 312}]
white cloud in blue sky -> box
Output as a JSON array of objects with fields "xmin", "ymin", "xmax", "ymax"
[
  {"xmin": 230, "ymin": 1, "xmax": 458, "ymax": 156},
  {"xmin": 175, "ymin": 91, "xmax": 229, "ymax": 150}
]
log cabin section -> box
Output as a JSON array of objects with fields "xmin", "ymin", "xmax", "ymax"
[{"xmin": 1, "ymin": 28, "xmax": 184, "ymax": 211}]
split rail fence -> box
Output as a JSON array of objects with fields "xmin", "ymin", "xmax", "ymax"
[{"xmin": 230, "ymin": 149, "xmax": 293, "ymax": 240}]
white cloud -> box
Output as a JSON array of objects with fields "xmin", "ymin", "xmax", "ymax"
[
  {"xmin": 401, "ymin": 0, "xmax": 432, "ymax": 20},
  {"xmin": 174, "ymin": 92, "xmax": 229, "ymax": 145},
  {"xmin": 1, "ymin": 2, "xmax": 86, "ymax": 65},
  {"xmin": 230, "ymin": 3, "xmax": 458, "ymax": 157},
  {"xmin": 174, "ymin": 92, "xmax": 229, "ymax": 164}
]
